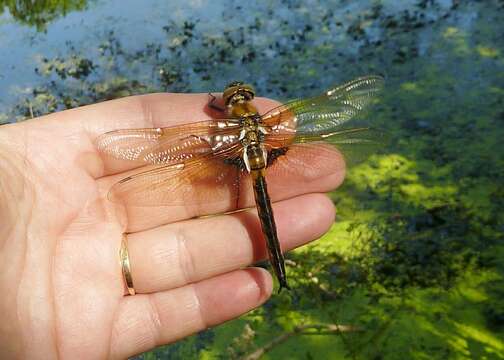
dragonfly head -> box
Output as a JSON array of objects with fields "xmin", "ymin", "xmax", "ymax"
[{"xmin": 223, "ymin": 81, "xmax": 255, "ymax": 106}]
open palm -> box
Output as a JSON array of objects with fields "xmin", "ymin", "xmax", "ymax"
[{"xmin": 0, "ymin": 93, "xmax": 343, "ymax": 359}]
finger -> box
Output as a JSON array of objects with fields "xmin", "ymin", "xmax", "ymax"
[
  {"xmin": 124, "ymin": 193, "xmax": 334, "ymax": 293},
  {"xmin": 109, "ymin": 268, "xmax": 272, "ymax": 359},
  {"xmin": 6, "ymin": 93, "xmax": 278, "ymax": 179},
  {"xmin": 92, "ymin": 94, "xmax": 280, "ymax": 176},
  {"xmin": 98, "ymin": 145, "xmax": 344, "ymax": 232}
]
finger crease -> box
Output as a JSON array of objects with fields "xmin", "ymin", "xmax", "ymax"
[
  {"xmin": 146, "ymin": 296, "xmax": 163, "ymax": 347},
  {"xmin": 190, "ymin": 283, "xmax": 208, "ymax": 329},
  {"xmin": 176, "ymin": 229, "xmax": 196, "ymax": 285}
]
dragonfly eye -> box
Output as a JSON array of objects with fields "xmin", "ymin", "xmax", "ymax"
[
  {"xmin": 223, "ymin": 82, "xmax": 256, "ymax": 106},
  {"xmin": 226, "ymin": 81, "xmax": 244, "ymax": 87}
]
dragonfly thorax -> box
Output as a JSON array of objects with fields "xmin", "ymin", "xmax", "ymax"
[
  {"xmin": 244, "ymin": 144, "xmax": 267, "ymax": 172},
  {"xmin": 238, "ymin": 115, "xmax": 266, "ymax": 146},
  {"xmin": 239, "ymin": 115, "xmax": 269, "ymax": 173}
]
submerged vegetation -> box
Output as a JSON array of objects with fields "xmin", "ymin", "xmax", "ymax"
[
  {"xmin": 0, "ymin": 0, "xmax": 88, "ymax": 31},
  {"xmin": 1, "ymin": 0, "xmax": 503, "ymax": 358}
]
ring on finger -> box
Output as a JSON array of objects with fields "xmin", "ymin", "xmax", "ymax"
[{"xmin": 120, "ymin": 234, "xmax": 136, "ymax": 296}]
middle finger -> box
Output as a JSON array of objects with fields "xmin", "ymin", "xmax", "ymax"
[
  {"xmin": 99, "ymin": 143, "xmax": 345, "ymax": 233},
  {"xmin": 125, "ymin": 193, "xmax": 335, "ymax": 294}
]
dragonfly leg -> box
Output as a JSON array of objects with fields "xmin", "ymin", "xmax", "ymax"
[
  {"xmin": 235, "ymin": 170, "xmax": 242, "ymax": 210},
  {"xmin": 267, "ymin": 147, "xmax": 288, "ymax": 166},
  {"xmin": 221, "ymin": 156, "xmax": 247, "ymax": 210},
  {"xmin": 208, "ymin": 92, "xmax": 226, "ymax": 112}
]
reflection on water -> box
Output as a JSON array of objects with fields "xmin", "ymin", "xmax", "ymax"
[
  {"xmin": 1, "ymin": 0, "xmax": 88, "ymax": 30},
  {"xmin": 0, "ymin": 0, "xmax": 478, "ymax": 116}
]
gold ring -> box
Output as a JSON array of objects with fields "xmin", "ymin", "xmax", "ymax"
[{"xmin": 120, "ymin": 235, "xmax": 135, "ymax": 295}]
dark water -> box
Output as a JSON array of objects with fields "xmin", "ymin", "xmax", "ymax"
[{"xmin": 1, "ymin": 0, "xmax": 503, "ymax": 359}]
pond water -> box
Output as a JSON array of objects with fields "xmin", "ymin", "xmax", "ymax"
[
  {"xmin": 1, "ymin": 0, "xmax": 503, "ymax": 359},
  {"xmin": 0, "ymin": 0, "xmax": 468, "ymax": 116}
]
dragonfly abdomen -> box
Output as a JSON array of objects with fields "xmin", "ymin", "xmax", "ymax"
[{"xmin": 251, "ymin": 169, "xmax": 289, "ymax": 292}]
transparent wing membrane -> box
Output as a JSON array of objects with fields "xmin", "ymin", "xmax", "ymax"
[
  {"xmin": 96, "ymin": 119, "xmax": 241, "ymax": 166},
  {"xmin": 262, "ymin": 75, "xmax": 385, "ymax": 166},
  {"xmin": 109, "ymin": 149, "xmax": 244, "ymax": 207},
  {"xmin": 295, "ymin": 128, "xmax": 387, "ymax": 166}
]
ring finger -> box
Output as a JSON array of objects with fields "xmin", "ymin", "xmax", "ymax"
[{"xmin": 123, "ymin": 193, "xmax": 335, "ymax": 294}]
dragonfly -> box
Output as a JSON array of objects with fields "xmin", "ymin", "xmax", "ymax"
[{"xmin": 96, "ymin": 75, "xmax": 384, "ymax": 292}]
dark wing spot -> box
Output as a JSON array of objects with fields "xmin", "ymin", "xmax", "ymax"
[{"xmin": 267, "ymin": 148, "xmax": 288, "ymax": 166}]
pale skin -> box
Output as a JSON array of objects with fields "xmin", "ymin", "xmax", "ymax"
[{"xmin": 0, "ymin": 93, "xmax": 345, "ymax": 359}]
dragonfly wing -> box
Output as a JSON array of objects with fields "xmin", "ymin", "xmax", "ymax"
[
  {"xmin": 264, "ymin": 143, "xmax": 344, "ymax": 194},
  {"xmin": 262, "ymin": 75, "xmax": 386, "ymax": 166},
  {"xmin": 95, "ymin": 119, "xmax": 241, "ymax": 166},
  {"xmin": 109, "ymin": 145, "xmax": 245, "ymax": 207},
  {"xmin": 295, "ymin": 128, "xmax": 388, "ymax": 167},
  {"xmin": 262, "ymin": 75, "xmax": 384, "ymax": 135},
  {"xmin": 263, "ymin": 128, "xmax": 387, "ymax": 168}
]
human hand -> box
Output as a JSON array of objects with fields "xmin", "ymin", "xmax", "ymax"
[{"xmin": 0, "ymin": 93, "xmax": 343, "ymax": 359}]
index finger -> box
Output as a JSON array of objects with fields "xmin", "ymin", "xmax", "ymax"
[{"xmin": 13, "ymin": 92, "xmax": 279, "ymax": 178}]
